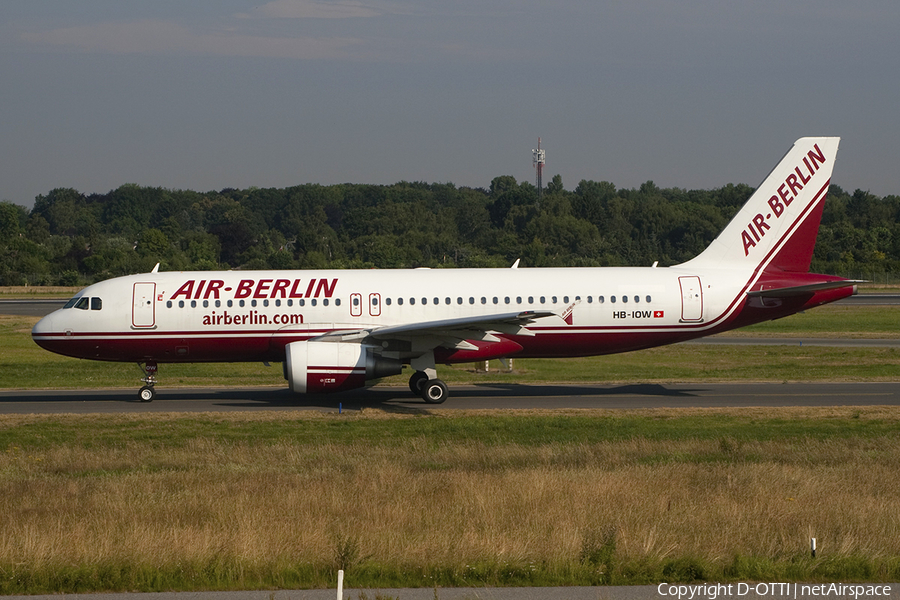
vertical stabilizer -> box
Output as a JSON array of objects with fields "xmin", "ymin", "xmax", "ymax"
[{"xmin": 682, "ymin": 137, "xmax": 839, "ymax": 273}]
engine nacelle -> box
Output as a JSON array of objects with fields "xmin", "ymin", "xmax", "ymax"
[{"xmin": 284, "ymin": 341, "xmax": 402, "ymax": 394}]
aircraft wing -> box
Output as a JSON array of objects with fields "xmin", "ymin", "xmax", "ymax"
[{"xmin": 313, "ymin": 310, "xmax": 556, "ymax": 351}]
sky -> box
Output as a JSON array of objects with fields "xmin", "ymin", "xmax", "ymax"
[{"xmin": 1, "ymin": 1, "xmax": 899, "ymax": 209}]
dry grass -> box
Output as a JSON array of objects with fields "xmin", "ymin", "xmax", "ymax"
[
  {"xmin": 0, "ymin": 286, "xmax": 80, "ymax": 297},
  {"xmin": 1, "ymin": 408, "xmax": 899, "ymax": 591}
]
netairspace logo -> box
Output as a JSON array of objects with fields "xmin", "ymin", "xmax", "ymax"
[{"xmin": 657, "ymin": 583, "xmax": 893, "ymax": 600}]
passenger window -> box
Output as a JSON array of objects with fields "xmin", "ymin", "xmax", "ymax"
[
  {"xmin": 563, "ymin": 296, "xmax": 569, "ymax": 303},
  {"xmin": 528, "ymin": 296, "xmax": 534, "ymax": 304},
  {"xmin": 398, "ymin": 298, "xmax": 404, "ymax": 305},
  {"xmin": 587, "ymin": 296, "xmax": 593, "ymax": 303},
  {"xmin": 166, "ymin": 301, "xmax": 173, "ymax": 308},
  {"xmin": 287, "ymin": 299, "xmax": 293, "ymax": 307},
  {"xmin": 410, "ymin": 298, "xmax": 416, "ymax": 305},
  {"xmin": 445, "ymin": 297, "xmax": 451, "ymax": 305},
  {"xmin": 203, "ymin": 300, "xmax": 208, "ymax": 308},
  {"xmin": 227, "ymin": 300, "xmax": 233, "ymax": 307},
  {"xmin": 216, "ymin": 300, "xmax": 221, "ymax": 308},
  {"xmin": 192, "ymin": 300, "xmax": 197, "ymax": 308},
  {"xmin": 622, "ymin": 296, "xmax": 628, "ymax": 303},
  {"xmin": 540, "ymin": 296, "xmax": 545, "ymax": 304},
  {"xmin": 552, "ymin": 296, "xmax": 557, "ymax": 304},
  {"xmin": 469, "ymin": 297, "xmax": 475, "ymax": 304},
  {"xmin": 386, "ymin": 298, "xmax": 392, "ymax": 306},
  {"xmin": 239, "ymin": 300, "xmax": 245, "ymax": 307},
  {"xmin": 505, "ymin": 297, "xmax": 510, "ymax": 304},
  {"xmin": 433, "ymin": 298, "xmax": 439, "ymax": 305},
  {"xmin": 634, "ymin": 295, "xmax": 639, "ymax": 303},
  {"xmin": 263, "ymin": 299, "xmax": 269, "ymax": 307},
  {"xmin": 493, "ymin": 297, "xmax": 499, "ymax": 304},
  {"xmin": 299, "ymin": 299, "xmax": 305, "ymax": 306},
  {"xmin": 481, "ymin": 297, "xmax": 486, "ymax": 304},
  {"xmin": 516, "ymin": 297, "xmax": 522, "ymax": 304},
  {"xmin": 311, "ymin": 299, "xmax": 317, "ymax": 306},
  {"xmin": 323, "ymin": 299, "xmax": 329, "ymax": 306},
  {"xmin": 335, "ymin": 298, "xmax": 341, "ymax": 306},
  {"xmin": 610, "ymin": 296, "xmax": 616, "ymax": 304},
  {"xmin": 250, "ymin": 300, "xmax": 256, "ymax": 307},
  {"xmin": 91, "ymin": 297, "xmax": 102, "ymax": 311},
  {"xmin": 646, "ymin": 295, "xmax": 652, "ymax": 303},
  {"xmin": 421, "ymin": 298, "xmax": 427, "ymax": 305},
  {"xmin": 599, "ymin": 296, "xmax": 605, "ymax": 304},
  {"xmin": 178, "ymin": 300, "xmax": 185, "ymax": 308}
]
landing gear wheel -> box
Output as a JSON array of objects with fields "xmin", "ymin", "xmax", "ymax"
[
  {"xmin": 421, "ymin": 379, "xmax": 449, "ymax": 404},
  {"xmin": 409, "ymin": 371, "xmax": 429, "ymax": 395},
  {"xmin": 137, "ymin": 361, "xmax": 159, "ymax": 402},
  {"xmin": 138, "ymin": 385, "xmax": 156, "ymax": 402}
]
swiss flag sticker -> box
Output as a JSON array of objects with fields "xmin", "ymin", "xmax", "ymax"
[{"xmin": 653, "ymin": 310, "xmax": 664, "ymax": 318}]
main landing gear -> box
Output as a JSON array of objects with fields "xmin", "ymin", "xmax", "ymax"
[
  {"xmin": 409, "ymin": 371, "xmax": 450, "ymax": 404},
  {"xmin": 408, "ymin": 351, "xmax": 449, "ymax": 404},
  {"xmin": 421, "ymin": 378, "xmax": 449, "ymax": 404},
  {"xmin": 137, "ymin": 361, "xmax": 158, "ymax": 402},
  {"xmin": 409, "ymin": 371, "xmax": 449, "ymax": 403}
]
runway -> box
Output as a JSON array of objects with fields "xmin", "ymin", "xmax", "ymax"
[{"xmin": 2, "ymin": 381, "xmax": 899, "ymax": 414}]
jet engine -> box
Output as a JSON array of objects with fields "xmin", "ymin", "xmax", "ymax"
[{"xmin": 284, "ymin": 340, "xmax": 402, "ymax": 394}]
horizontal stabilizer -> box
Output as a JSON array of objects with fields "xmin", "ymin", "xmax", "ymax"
[{"xmin": 746, "ymin": 280, "xmax": 863, "ymax": 298}]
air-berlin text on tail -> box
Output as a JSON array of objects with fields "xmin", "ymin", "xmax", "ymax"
[
  {"xmin": 168, "ymin": 278, "xmax": 338, "ymax": 301},
  {"xmin": 741, "ymin": 144, "xmax": 827, "ymax": 256}
]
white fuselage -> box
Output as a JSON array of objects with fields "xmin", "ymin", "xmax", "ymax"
[{"xmin": 33, "ymin": 264, "xmax": 761, "ymax": 364}]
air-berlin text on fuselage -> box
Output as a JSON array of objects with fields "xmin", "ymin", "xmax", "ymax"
[
  {"xmin": 169, "ymin": 278, "xmax": 338, "ymax": 301},
  {"xmin": 741, "ymin": 144, "xmax": 827, "ymax": 256}
]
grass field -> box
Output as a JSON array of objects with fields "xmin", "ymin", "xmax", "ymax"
[
  {"xmin": 1, "ymin": 408, "xmax": 900, "ymax": 594},
  {"xmin": 2, "ymin": 301, "xmax": 899, "ymax": 594}
]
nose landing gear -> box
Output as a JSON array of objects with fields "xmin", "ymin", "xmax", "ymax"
[{"xmin": 137, "ymin": 362, "xmax": 158, "ymax": 402}]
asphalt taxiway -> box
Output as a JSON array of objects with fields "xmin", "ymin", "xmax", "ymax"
[{"xmin": 1, "ymin": 381, "xmax": 899, "ymax": 414}]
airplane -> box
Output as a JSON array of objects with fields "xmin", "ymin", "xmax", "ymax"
[{"xmin": 32, "ymin": 137, "xmax": 859, "ymax": 403}]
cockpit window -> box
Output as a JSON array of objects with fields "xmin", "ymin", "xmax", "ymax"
[
  {"xmin": 74, "ymin": 297, "xmax": 89, "ymax": 310},
  {"xmin": 63, "ymin": 297, "xmax": 81, "ymax": 309},
  {"xmin": 91, "ymin": 297, "xmax": 102, "ymax": 311}
]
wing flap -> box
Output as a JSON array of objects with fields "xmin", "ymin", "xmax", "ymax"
[{"xmin": 312, "ymin": 310, "xmax": 556, "ymax": 346}]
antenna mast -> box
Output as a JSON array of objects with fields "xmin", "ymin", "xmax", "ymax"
[{"xmin": 532, "ymin": 137, "xmax": 545, "ymax": 200}]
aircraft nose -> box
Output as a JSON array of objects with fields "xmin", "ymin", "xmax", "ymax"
[
  {"xmin": 31, "ymin": 313, "xmax": 57, "ymax": 349},
  {"xmin": 33, "ymin": 313, "xmax": 53, "ymax": 333}
]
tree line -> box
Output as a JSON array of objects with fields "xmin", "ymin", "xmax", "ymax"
[{"xmin": 1, "ymin": 175, "xmax": 897, "ymax": 286}]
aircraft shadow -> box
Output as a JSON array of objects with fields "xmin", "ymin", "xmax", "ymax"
[
  {"xmin": 0, "ymin": 383, "xmax": 704, "ymax": 412},
  {"xmin": 211, "ymin": 382, "xmax": 704, "ymax": 410}
]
